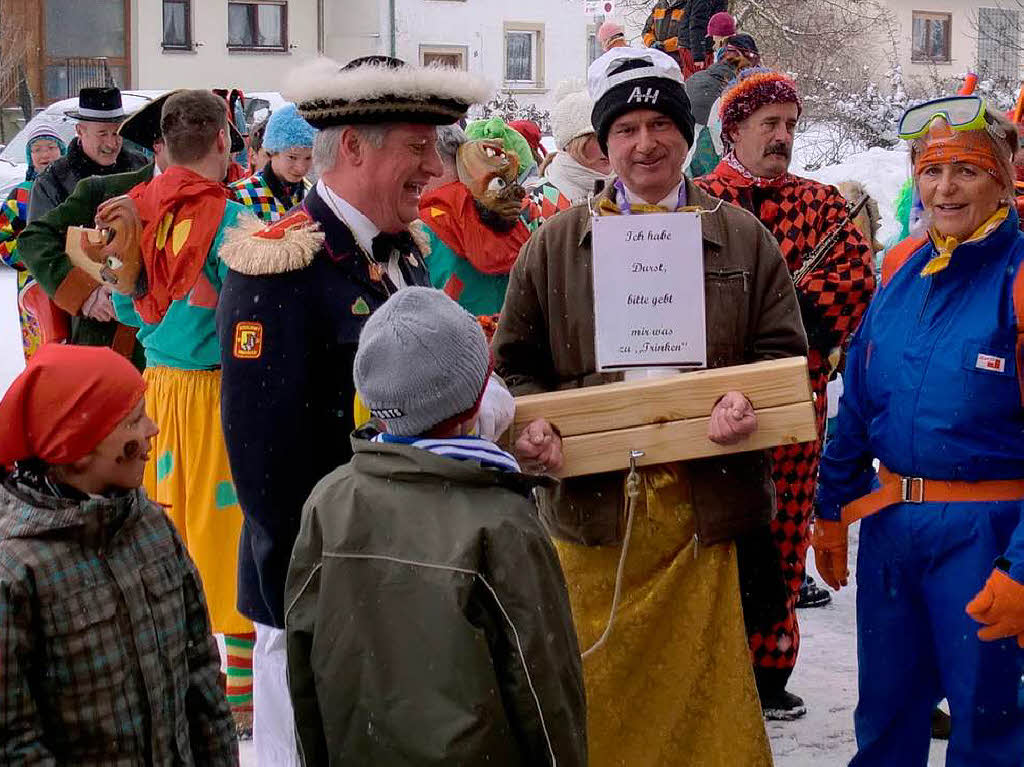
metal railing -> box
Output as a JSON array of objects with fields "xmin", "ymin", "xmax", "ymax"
[{"xmin": 63, "ymin": 57, "xmax": 117, "ymax": 99}]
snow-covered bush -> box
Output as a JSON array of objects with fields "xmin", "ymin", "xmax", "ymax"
[{"xmin": 472, "ymin": 92, "xmax": 552, "ymax": 134}]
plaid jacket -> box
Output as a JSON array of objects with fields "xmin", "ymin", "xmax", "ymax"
[
  {"xmin": 229, "ymin": 171, "xmax": 305, "ymax": 224},
  {"xmin": 0, "ymin": 480, "xmax": 238, "ymax": 766},
  {"xmin": 0, "ymin": 181, "xmax": 32, "ymax": 269}
]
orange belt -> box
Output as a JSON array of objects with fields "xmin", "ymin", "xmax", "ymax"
[{"xmin": 841, "ymin": 466, "xmax": 1024, "ymax": 526}]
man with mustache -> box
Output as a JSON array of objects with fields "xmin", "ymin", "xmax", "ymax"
[{"xmin": 695, "ymin": 67, "xmax": 876, "ymax": 721}]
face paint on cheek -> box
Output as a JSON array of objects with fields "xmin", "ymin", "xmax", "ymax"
[{"xmin": 117, "ymin": 439, "xmax": 141, "ymax": 464}]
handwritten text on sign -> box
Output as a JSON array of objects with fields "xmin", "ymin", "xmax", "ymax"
[{"xmin": 592, "ymin": 211, "xmax": 706, "ymax": 371}]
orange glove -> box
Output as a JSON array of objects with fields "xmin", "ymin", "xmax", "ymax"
[
  {"xmin": 966, "ymin": 568, "xmax": 1024, "ymax": 648},
  {"xmin": 811, "ymin": 518, "xmax": 849, "ymax": 591}
]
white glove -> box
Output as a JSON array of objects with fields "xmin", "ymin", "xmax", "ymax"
[{"xmin": 475, "ymin": 373, "xmax": 515, "ymax": 441}]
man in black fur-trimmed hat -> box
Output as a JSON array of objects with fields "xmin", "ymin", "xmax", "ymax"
[{"xmin": 216, "ymin": 56, "xmax": 495, "ymax": 765}]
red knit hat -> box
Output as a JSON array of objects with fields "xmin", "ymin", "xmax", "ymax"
[
  {"xmin": 508, "ymin": 120, "xmax": 546, "ymax": 157},
  {"xmin": 0, "ymin": 344, "xmax": 147, "ymax": 467},
  {"xmin": 707, "ymin": 12, "xmax": 736, "ymax": 37},
  {"xmin": 719, "ymin": 67, "xmax": 802, "ymax": 143}
]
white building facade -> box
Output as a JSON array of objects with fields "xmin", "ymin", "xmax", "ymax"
[
  {"xmin": 883, "ymin": 0, "xmax": 1022, "ymax": 86},
  {"xmin": 132, "ymin": 0, "xmax": 323, "ymax": 92},
  {"xmin": 392, "ymin": 0, "xmax": 604, "ymax": 108},
  {"xmin": 130, "ymin": 0, "xmax": 605, "ymax": 109}
]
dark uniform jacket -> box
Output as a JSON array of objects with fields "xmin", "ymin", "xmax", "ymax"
[
  {"xmin": 686, "ymin": 0, "xmax": 729, "ymax": 60},
  {"xmin": 19, "ymin": 161, "xmax": 155, "ymax": 369},
  {"xmin": 217, "ymin": 184, "xmax": 431, "ymax": 628},
  {"xmin": 285, "ymin": 432, "xmax": 587, "ymax": 766},
  {"xmin": 0, "ymin": 474, "xmax": 237, "ymax": 765}
]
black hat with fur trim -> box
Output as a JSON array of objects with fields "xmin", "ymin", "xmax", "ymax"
[
  {"xmin": 285, "ymin": 55, "xmax": 491, "ymax": 129},
  {"xmin": 119, "ymin": 90, "xmax": 246, "ymax": 153}
]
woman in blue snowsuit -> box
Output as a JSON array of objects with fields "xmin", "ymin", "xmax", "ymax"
[{"xmin": 814, "ymin": 97, "xmax": 1024, "ymax": 766}]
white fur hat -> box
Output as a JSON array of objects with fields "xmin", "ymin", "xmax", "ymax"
[
  {"xmin": 550, "ymin": 79, "xmax": 596, "ymax": 151},
  {"xmin": 285, "ymin": 55, "xmax": 491, "ymax": 129}
]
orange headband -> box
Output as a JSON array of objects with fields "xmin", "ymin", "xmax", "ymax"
[{"xmin": 914, "ymin": 121, "xmax": 1011, "ymax": 188}]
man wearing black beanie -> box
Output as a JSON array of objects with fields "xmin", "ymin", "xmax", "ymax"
[
  {"xmin": 590, "ymin": 49, "xmax": 695, "ymax": 155},
  {"xmin": 494, "ymin": 45, "xmax": 807, "ymax": 766}
]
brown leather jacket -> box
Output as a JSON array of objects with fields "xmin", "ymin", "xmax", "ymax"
[{"xmin": 494, "ymin": 179, "xmax": 808, "ymax": 547}]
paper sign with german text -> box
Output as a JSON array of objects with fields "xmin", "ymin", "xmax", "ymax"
[{"xmin": 592, "ymin": 211, "xmax": 706, "ymax": 371}]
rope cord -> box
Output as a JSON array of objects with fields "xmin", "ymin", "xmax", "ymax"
[{"xmin": 581, "ymin": 463, "xmax": 642, "ymax": 659}]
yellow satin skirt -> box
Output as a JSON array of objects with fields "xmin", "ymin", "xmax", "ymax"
[
  {"xmin": 555, "ymin": 464, "xmax": 773, "ymax": 767},
  {"xmin": 142, "ymin": 366, "xmax": 252, "ymax": 635}
]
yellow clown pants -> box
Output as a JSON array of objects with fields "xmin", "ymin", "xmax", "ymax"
[
  {"xmin": 142, "ymin": 366, "xmax": 252, "ymax": 635},
  {"xmin": 555, "ymin": 464, "xmax": 773, "ymax": 767}
]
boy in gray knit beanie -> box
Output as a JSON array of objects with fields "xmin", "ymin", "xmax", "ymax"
[
  {"xmin": 285, "ymin": 286, "xmax": 587, "ymax": 764},
  {"xmin": 354, "ymin": 286, "xmax": 492, "ymax": 437}
]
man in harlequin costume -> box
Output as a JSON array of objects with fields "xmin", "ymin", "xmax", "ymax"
[
  {"xmin": 216, "ymin": 55, "xmax": 497, "ymax": 766},
  {"xmin": 230, "ymin": 102, "xmax": 315, "ymax": 222},
  {"xmin": 694, "ymin": 67, "xmax": 876, "ymax": 720},
  {"xmin": 418, "ymin": 139, "xmax": 530, "ymax": 317},
  {"xmin": 0, "ymin": 124, "xmax": 66, "ymax": 359},
  {"xmin": 102, "ymin": 89, "xmax": 256, "ymax": 737}
]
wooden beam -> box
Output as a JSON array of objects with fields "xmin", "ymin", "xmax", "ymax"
[
  {"xmin": 513, "ymin": 357, "xmax": 812, "ymax": 438},
  {"xmin": 556, "ymin": 401, "xmax": 817, "ymax": 478}
]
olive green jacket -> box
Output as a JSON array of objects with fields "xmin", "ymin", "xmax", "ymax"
[
  {"xmin": 18, "ymin": 163, "xmax": 154, "ymax": 369},
  {"xmin": 285, "ymin": 432, "xmax": 587, "ymax": 766}
]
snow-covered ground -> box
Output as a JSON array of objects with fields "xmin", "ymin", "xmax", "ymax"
[
  {"xmin": 772, "ymin": 526, "xmax": 948, "ymax": 767},
  {"xmin": 794, "ymin": 138, "xmax": 910, "ymax": 248}
]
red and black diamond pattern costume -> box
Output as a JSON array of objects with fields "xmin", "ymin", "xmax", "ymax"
[{"xmin": 695, "ymin": 157, "xmax": 875, "ymax": 689}]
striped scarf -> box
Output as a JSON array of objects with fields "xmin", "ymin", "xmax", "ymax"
[{"xmin": 373, "ymin": 434, "xmax": 520, "ymax": 473}]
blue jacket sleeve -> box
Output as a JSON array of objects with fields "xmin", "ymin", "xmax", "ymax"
[
  {"xmin": 815, "ymin": 311, "xmax": 878, "ymax": 520},
  {"xmin": 218, "ymin": 266, "xmax": 321, "ymax": 626},
  {"xmin": 1005, "ymin": 515, "xmax": 1024, "ymax": 583}
]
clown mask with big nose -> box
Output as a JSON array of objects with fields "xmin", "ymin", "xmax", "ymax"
[{"xmin": 456, "ymin": 140, "xmax": 526, "ymax": 230}]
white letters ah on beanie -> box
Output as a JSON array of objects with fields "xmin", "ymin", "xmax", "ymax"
[{"xmin": 354, "ymin": 287, "xmax": 492, "ymax": 437}]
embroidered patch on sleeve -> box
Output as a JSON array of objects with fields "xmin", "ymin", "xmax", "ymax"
[{"xmin": 233, "ymin": 321, "xmax": 263, "ymax": 359}]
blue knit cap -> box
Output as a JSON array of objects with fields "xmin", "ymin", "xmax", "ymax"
[{"xmin": 262, "ymin": 103, "xmax": 316, "ymax": 153}]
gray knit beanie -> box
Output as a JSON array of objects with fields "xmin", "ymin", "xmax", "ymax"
[{"xmin": 353, "ymin": 287, "xmax": 491, "ymax": 436}]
